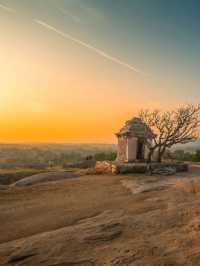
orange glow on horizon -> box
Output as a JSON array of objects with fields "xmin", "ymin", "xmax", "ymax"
[{"xmin": 0, "ymin": 9, "xmax": 174, "ymax": 144}]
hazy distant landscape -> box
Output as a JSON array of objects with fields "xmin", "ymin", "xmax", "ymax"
[
  {"xmin": 172, "ymin": 140, "xmax": 200, "ymax": 152},
  {"xmin": 0, "ymin": 141, "xmax": 199, "ymax": 170},
  {"xmin": 0, "ymin": 143, "xmax": 116, "ymax": 169},
  {"xmin": 0, "ymin": 144, "xmax": 117, "ymax": 185}
]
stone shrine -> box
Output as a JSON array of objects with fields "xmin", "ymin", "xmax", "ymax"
[{"xmin": 116, "ymin": 117, "xmax": 154, "ymax": 162}]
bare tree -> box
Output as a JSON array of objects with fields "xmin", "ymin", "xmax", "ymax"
[{"xmin": 139, "ymin": 104, "xmax": 200, "ymax": 162}]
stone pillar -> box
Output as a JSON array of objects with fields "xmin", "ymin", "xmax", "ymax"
[
  {"xmin": 117, "ymin": 136, "xmax": 128, "ymax": 162},
  {"xmin": 127, "ymin": 137, "xmax": 137, "ymax": 162}
]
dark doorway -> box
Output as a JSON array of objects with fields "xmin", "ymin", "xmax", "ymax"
[{"xmin": 137, "ymin": 140, "xmax": 144, "ymax": 160}]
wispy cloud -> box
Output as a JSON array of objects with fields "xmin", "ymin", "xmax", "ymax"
[
  {"xmin": 34, "ymin": 19, "xmax": 146, "ymax": 75},
  {"xmin": 79, "ymin": 5, "xmax": 105, "ymax": 21},
  {"xmin": 58, "ymin": 7, "xmax": 81, "ymax": 23},
  {"xmin": 0, "ymin": 3, "xmax": 16, "ymax": 13}
]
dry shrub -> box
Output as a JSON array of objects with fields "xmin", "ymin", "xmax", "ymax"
[
  {"xmin": 175, "ymin": 178, "xmax": 200, "ymax": 194},
  {"xmin": 187, "ymin": 217, "xmax": 200, "ymax": 232}
]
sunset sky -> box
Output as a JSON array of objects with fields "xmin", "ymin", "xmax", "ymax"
[{"xmin": 0, "ymin": 0, "xmax": 200, "ymax": 143}]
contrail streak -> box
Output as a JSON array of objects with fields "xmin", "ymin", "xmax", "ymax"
[
  {"xmin": 34, "ymin": 19, "xmax": 146, "ymax": 75},
  {"xmin": 0, "ymin": 3, "xmax": 16, "ymax": 13}
]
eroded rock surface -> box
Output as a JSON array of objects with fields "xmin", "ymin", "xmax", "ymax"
[
  {"xmin": 0, "ymin": 210, "xmax": 124, "ymax": 266},
  {"xmin": 1, "ymin": 165, "xmax": 200, "ymax": 265},
  {"xmin": 13, "ymin": 171, "xmax": 77, "ymax": 187}
]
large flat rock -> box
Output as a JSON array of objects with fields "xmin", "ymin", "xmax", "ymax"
[
  {"xmin": 2, "ymin": 166, "xmax": 200, "ymax": 265},
  {"xmin": 0, "ymin": 210, "xmax": 124, "ymax": 266},
  {"xmin": 13, "ymin": 171, "xmax": 77, "ymax": 187}
]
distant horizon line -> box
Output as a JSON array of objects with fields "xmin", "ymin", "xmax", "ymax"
[{"xmin": 0, "ymin": 142, "xmax": 116, "ymax": 145}]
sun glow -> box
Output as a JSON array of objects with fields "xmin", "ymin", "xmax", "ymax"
[{"xmin": 0, "ymin": 1, "xmax": 199, "ymax": 143}]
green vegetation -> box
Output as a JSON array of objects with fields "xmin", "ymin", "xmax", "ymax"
[
  {"xmin": 172, "ymin": 150, "xmax": 194, "ymax": 162},
  {"xmin": 191, "ymin": 150, "xmax": 200, "ymax": 162},
  {"xmin": 94, "ymin": 152, "xmax": 117, "ymax": 161},
  {"xmin": 164, "ymin": 149, "xmax": 200, "ymax": 162}
]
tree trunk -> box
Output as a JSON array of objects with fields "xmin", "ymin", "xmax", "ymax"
[
  {"xmin": 157, "ymin": 147, "xmax": 166, "ymax": 163},
  {"xmin": 147, "ymin": 148, "xmax": 154, "ymax": 163},
  {"xmin": 157, "ymin": 153, "xmax": 162, "ymax": 163}
]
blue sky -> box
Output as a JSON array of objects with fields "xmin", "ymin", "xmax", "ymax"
[{"xmin": 0, "ymin": 0, "xmax": 200, "ymax": 142}]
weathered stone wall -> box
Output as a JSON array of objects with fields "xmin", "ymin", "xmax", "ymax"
[
  {"xmin": 117, "ymin": 163, "xmax": 147, "ymax": 174},
  {"xmin": 95, "ymin": 161, "xmax": 189, "ymax": 175},
  {"xmin": 151, "ymin": 163, "xmax": 189, "ymax": 173},
  {"xmin": 117, "ymin": 136, "xmax": 127, "ymax": 162}
]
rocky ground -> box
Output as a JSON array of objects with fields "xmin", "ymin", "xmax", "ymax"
[{"xmin": 1, "ymin": 165, "xmax": 200, "ymax": 265}]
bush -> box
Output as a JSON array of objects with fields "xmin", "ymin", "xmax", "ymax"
[
  {"xmin": 94, "ymin": 152, "xmax": 117, "ymax": 161},
  {"xmin": 192, "ymin": 150, "xmax": 200, "ymax": 162},
  {"xmin": 165, "ymin": 149, "xmax": 193, "ymax": 162}
]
